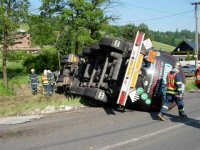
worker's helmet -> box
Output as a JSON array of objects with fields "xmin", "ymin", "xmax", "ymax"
[
  {"xmin": 31, "ymin": 69, "xmax": 34, "ymax": 72},
  {"xmin": 173, "ymin": 62, "xmax": 181, "ymax": 69},
  {"xmin": 43, "ymin": 69, "xmax": 47, "ymax": 75},
  {"xmin": 47, "ymin": 70, "xmax": 51, "ymax": 73}
]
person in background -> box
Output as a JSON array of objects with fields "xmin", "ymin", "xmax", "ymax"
[
  {"xmin": 158, "ymin": 62, "xmax": 187, "ymax": 121},
  {"xmin": 47, "ymin": 70, "xmax": 55, "ymax": 96},
  {"xmin": 28, "ymin": 69, "xmax": 39, "ymax": 95},
  {"xmin": 41, "ymin": 69, "xmax": 49, "ymax": 95}
]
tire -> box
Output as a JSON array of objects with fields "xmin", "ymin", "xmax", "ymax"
[
  {"xmin": 84, "ymin": 88, "xmax": 97, "ymax": 98},
  {"xmin": 90, "ymin": 43, "xmax": 100, "ymax": 53},
  {"xmin": 82, "ymin": 47, "xmax": 91, "ymax": 55},
  {"xmin": 61, "ymin": 55, "xmax": 68, "ymax": 59},
  {"xmin": 61, "ymin": 59, "xmax": 69, "ymax": 64},
  {"xmin": 69, "ymin": 79, "xmax": 80, "ymax": 94},
  {"xmin": 99, "ymin": 38, "xmax": 127, "ymax": 53}
]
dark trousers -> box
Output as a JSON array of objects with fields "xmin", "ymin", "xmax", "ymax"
[
  {"xmin": 31, "ymin": 84, "xmax": 37, "ymax": 92},
  {"xmin": 43, "ymin": 84, "xmax": 52, "ymax": 94},
  {"xmin": 160, "ymin": 94, "xmax": 185, "ymax": 114}
]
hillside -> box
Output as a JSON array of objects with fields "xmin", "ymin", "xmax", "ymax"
[{"xmin": 152, "ymin": 41, "xmax": 175, "ymax": 53}]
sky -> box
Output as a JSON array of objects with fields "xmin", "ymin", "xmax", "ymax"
[{"xmin": 29, "ymin": 0, "xmax": 197, "ymax": 32}]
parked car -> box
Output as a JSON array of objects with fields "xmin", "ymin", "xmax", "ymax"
[{"xmin": 182, "ymin": 65, "xmax": 196, "ymax": 77}]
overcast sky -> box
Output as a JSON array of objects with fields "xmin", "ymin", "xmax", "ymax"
[{"xmin": 29, "ymin": 0, "xmax": 198, "ymax": 32}]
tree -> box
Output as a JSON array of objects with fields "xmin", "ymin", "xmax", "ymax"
[
  {"xmin": 121, "ymin": 23, "xmax": 137, "ymax": 41},
  {"xmin": 40, "ymin": 0, "xmax": 117, "ymax": 54},
  {"xmin": 28, "ymin": 15, "xmax": 57, "ymax": 47},
  {"xmin": 137, "ymin": 23, "xmax": 151, "ymax": 39},
  {"xmin": 0, "ymin": 0, "xmax": 30, "ymax": 87}
]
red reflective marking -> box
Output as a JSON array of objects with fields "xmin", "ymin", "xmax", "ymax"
[
  {"xmin": 118, "ymin": 91, "xmax": 126, "ymax": 105},
  {"xmin": 135, "ymin": 32, "xmax": 143, "ymax": 46}
]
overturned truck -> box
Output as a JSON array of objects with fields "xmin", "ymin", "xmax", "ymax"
[{"xmin": 56, "ymin": 31, "xmax": 185, "ymax": 111}]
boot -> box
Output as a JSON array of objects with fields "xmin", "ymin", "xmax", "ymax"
[
  {"xmin": 158, "ymin": 112, "xmax": 165, "ymax": 121},
  {"xmin": 179, "ymin": 111, "xmax": 188, "ymax": 118}
]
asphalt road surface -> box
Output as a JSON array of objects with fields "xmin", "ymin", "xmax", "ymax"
[{"xmin": 0, "ymin": 92, "xmax": 200, "ymax": 150}]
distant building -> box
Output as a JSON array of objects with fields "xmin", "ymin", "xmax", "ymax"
[
  {"xmin": 171, "ymin": 41, "xmax": 200, "ymax": 61},
  {"xmin": 8, "ymin": 29, "xmax": 40, "ymax": 53}
]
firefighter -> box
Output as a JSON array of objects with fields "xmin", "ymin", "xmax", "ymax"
[
  {"xmin": 41, "ymin": 69, "xmax": 49, "ymax": 95},
  {"xmin": 28, "ymin": 69, "xmax": 39, "ymax": 95},
  {"xmin": 158, "ymin": 62, "xmax": 187, "ymax": 121},
  {"xmin": 47, "ymin": 70, "xmax": 55, "ymax": 95}
]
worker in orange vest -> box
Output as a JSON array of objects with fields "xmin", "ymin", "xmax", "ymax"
[
  {"xmin": 41, "ymin": 69, "xmax": 49, "ymax": 95},
  {"xmin": 195, "ymin": 66, "xmax": 200, "ymax": 86}
]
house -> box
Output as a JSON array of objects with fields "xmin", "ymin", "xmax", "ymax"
[
  {"xmin": 171, "ymin": 41, "xmax": 200, "ymax": 61},
  {"xmin": 8, "ymin": 29, "xmax": 40, "ymax": 53}
]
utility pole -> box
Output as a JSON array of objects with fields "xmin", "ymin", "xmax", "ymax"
[{"xmin": 192, "ymin": 2, "xmax": 200, "ymax": 69}]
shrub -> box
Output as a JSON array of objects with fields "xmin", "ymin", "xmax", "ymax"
[
  {"xmin": 23, "ymin": 47, "xmax": 59, "ymax": 74},
  {"xmin": 7, "ymin": 51, "xmax": 29, "ymax": 61}
]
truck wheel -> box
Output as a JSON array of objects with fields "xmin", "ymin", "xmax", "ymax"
[
  {"xmin": 84, "ymin": 88, "xmax": 97, "ymax": 98},
  {"xmin": 82, "ymin": 47, "xmax": 91, "ymax": 55},
  {"xmin": 61, "ymin": 55, "xmax": 68, "ymax": 59},
  {"xmin": 90, "ymin": 43, "xmax": 100, "ymax": 53},
  {"xmin": 99, "ymin": 38, "xmax": 127, "ymax": 53},
  {"xmin": 60, "ymin": 59, "xmax": 69, "ymax": 64}
]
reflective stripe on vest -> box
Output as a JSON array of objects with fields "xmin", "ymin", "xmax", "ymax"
[
  {"xmin": 42, "ymin": 75, "xmax": 48, "ymax": 84},
  {"xmin": 166, "ymin": 72, "xmax": 178, "ymax": 95}
]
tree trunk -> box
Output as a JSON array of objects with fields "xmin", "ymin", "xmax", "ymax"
[{"xmin": 2, "ymin": 30, "xmax": 8, "ymax": 87}]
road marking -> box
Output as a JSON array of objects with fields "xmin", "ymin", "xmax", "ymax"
[{"xmin": 98, "ymin": 117, "xmax": 200, "ymax": 150}]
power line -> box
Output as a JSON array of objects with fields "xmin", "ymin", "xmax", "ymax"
[
  {"xmin": 133, "ymin": 10, "xmax": 193, "ymax": 22},
  {"xmin": 113, "ymin": 9, "xmax": 193, "ymax": 24},
  {"xmin": 120, "ymin": 3, "xmax": 193, "ymax": 18}
]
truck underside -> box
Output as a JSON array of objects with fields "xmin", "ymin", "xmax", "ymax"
[{"xmin": 55, "ymin": 33, "xmax": 185, "ymax": 112}]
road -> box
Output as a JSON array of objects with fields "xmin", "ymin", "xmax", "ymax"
[{"xmin": 0, "ymin": 92, "xmax": 200, "ymax": 150}]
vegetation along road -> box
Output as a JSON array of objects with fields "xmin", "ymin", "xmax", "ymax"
[{"xmin": 0, "ymin": 92, "xmax": 199, "ymax": 150}]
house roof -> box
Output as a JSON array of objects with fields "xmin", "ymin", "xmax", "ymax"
[
  {"xmin": 184, "ymin": 41, "xmax": 200, "ymax": 49},
  {"xmin": 171, "ymin": 40, "xmax": 200, "ymax": 55}
]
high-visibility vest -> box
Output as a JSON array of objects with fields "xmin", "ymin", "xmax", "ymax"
[
  {"xmin": 166, "ymin": 72, "xmax": 177, "ymax": 95},
  {"xmin": 196, "ymin": 67, "xmax": 200, "ymax": 84},
  {"xmin": 41, "ymin": 75, "xmax": 49, "ymax": 85}
]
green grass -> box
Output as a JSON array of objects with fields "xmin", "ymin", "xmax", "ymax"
[
  {"xmin": 185, "ymin": 77, "xmax": 199, "ymax": 91},
  {"xmin": 153, "ymin": 41, "xmax": 175, "ymax": 52},
  {"xmin": 0, "ymin": 60, "xmax": 27, "ymax": 96},
  {"xmin": 0, "ymin": 81, "xmax": 14, "ymax": 96},
  {"xmin": 0, "ymin": 95, "xmax": 83, "ymax": 117}
]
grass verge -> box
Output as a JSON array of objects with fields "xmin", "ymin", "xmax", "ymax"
[
  {"xmin": 0, "ymin": 95, "xmax": 83, "ymax": 117},
  {"xmin": 185, "ymin": 77, "xmax": 199, "ymax": 91},
  {"xmin": 152, "ymin": 41, "xmax": 175, "ymax": 52}
]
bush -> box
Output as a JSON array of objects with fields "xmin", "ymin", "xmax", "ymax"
[
  {"xmin": 23, "ymin": 47, "xmax": 59, "ymax": 73},
  {"xmin": 7, "ymin": 51, "xmax": 29, "ymax": 61}
]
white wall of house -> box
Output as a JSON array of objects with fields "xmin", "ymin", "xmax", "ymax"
[
  {"xmin": 172, "ymin": 54, "xmax": 200, "ymax": 66},
  {"xmin": 179, "ymin": 60, "xmax": 200, "ymax": 66}
]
